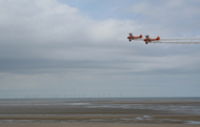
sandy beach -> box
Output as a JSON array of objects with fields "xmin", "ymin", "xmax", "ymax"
[{"xmin": 0, "ymin": 98, "xmax": 200, "ymax": 124}]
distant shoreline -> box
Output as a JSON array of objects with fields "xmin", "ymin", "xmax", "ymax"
[{"xmin": 1, "ymin": 97, "xmax": 200, "ymax": 100}]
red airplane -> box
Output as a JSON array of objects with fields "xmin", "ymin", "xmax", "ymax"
[
  {"xmin": 127, "ymin": 33, "xmax": 143, "ymax": 42},
  {"xmin": 144, "ymin": 35, "xmax": 160, "ymax": 44}
]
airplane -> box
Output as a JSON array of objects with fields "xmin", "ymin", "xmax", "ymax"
[
  {"xmin": 143, "ymin": 35, "xmax": 160, "ymax": 44},
  {"xmin": 127, "ymin": 33, "xmax": 143, "ymax": 42}
]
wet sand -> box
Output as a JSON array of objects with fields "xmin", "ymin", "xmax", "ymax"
[
  {"xmin": 0, "ymin": 99, "xmax": 200, "ymax": 124},
  {"xmin": 0, "ymin": 124, "xmax": 200, "ymax": 127},
  {"xmin": 1, "ymin": 100, "xmax": 199, "ymax": 115},
  {"xmin": 0, "ymin": 115, "xmax": 200, "ymax": 124}
]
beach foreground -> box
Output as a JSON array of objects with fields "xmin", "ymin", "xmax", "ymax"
[
  {"xmin": 0, "ymin": 98, "xmax": 200, "ymax": 124},
  {"xmin": 0, "ymin": 124, "xmax": 200, "ymax": 127},
  {"xmin": 0, "ymin": 115, "xmax": 200, "ymax": 124}
]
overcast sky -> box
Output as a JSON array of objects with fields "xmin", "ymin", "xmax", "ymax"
[{"xmin": 0, "ymin": 0, "xmax": 200, "ymax": 98}]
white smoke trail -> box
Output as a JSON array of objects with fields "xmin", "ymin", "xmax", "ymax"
[
  {"xmin": 151, "ymin": 41, "xmax": 200, "ymax": 44},
  {"xmin": 161, "ymin": 38, "xmax": 200, "ymax": 41},
  {"xmin": 135, "ymin": 37, "xmax": 200, "ymax": 44},
  {"xmin": 162, "ymin": 39, "xmax": 200, "ymax": 40},
  {"xmin": 149, "ymin": 38, "xmax": 200, "ymax": 44}
]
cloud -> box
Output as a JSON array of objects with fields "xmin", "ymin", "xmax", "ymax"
[
  {"xmin": 126, "ymin": 0, "xmax": 200, "ymax": 37},
  {"xmin": 0, "ymin": 0, "xmax": 141, "ymax": 72},
  {"xmin": 0, "ymin": 0, "xmax": 199, "ymax": 73},
  {"xmin": 0, "ymin": 0, "xmax": 200, "ymax": 98}
]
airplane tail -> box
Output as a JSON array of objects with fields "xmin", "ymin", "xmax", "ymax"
[{"xmin": 157, "ymin": 36, "xmax": 160, "ymax": 40}]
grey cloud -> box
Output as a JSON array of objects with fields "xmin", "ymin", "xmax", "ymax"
[
  {"xmin": 0, "ymin": 0, "xmax": 200, "ymax": 98},
  {"xmin": 127, "ymin": 0, "xmax": 200, "ymax": 37}
]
